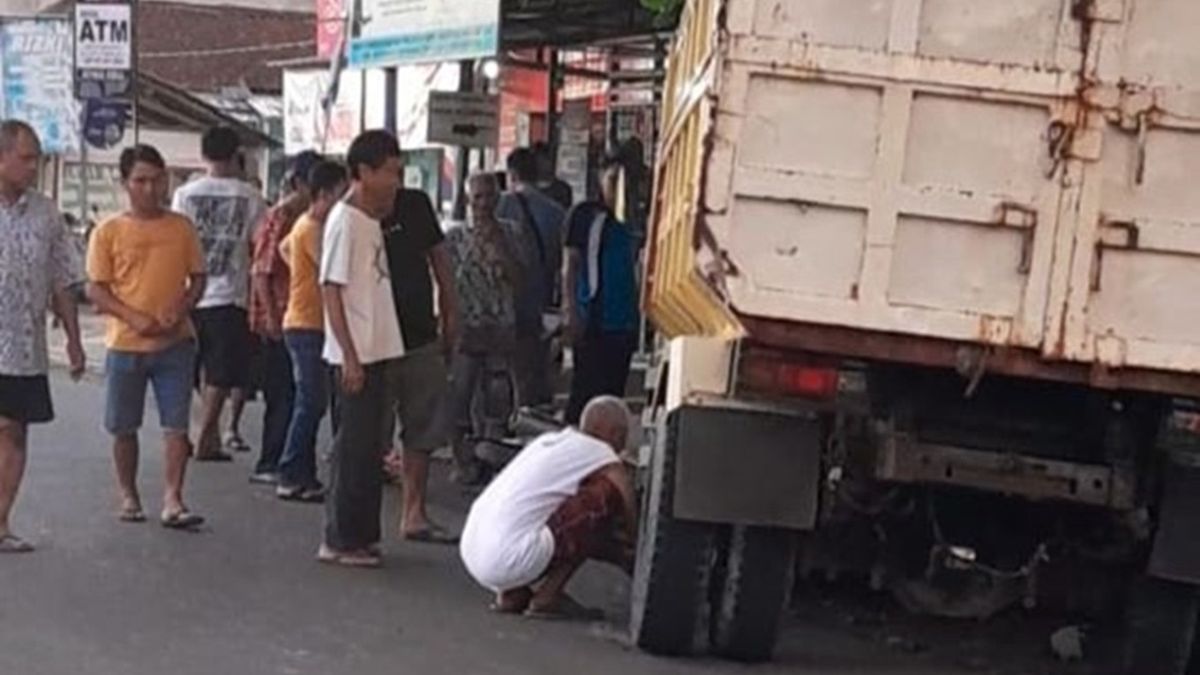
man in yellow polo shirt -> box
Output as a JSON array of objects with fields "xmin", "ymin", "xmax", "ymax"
[{"xmin": 86, "ymin": 145, "xmax": 208, "ymax": 530}]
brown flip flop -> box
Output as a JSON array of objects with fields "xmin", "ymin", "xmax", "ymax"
[
  {"xmin": 403, "ymin": 525, "xmax": 459, "ymax": 546},
  {"xmin": 524, "ymin": 596, "xmax": 605, "ymax": 622}
]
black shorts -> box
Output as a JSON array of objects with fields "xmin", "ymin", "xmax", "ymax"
[
  {"xmin": 0, "ymin": 374, "xmax": 54, "ymax": 424},
  {"xmin": 193, "ymin": 305, "xmax": 255, "ymax": 389}
]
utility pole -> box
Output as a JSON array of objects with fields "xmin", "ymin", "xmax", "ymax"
[
  {"xmin": 131, "ymin": 0, "xmax": 140, "ymax": 143},
  {"xmin": 384, "ymin": 66, "xmax": 398, "ymax": 135},
  {"xmin": 547, "ymin": 49, "xmax": 561, "ymax": 160}
]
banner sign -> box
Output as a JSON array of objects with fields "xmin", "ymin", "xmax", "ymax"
[
  {"xmin": 349, "ymin": 0, "xmax": 499, "ymax": 69},
  {"xmin": 0, "ymin": 19, "xmax": 81, "ymax": 155},
  {"xmin": 74, "ymin": 2, "xmax": 133, "ymax": 100},
  {"xmin": 316, "ymin": 0, "xmax": 345, "ymax": 60},
  {"xmin": 283, "ymin": 68, "xmax": 363, "ymax": 156}
]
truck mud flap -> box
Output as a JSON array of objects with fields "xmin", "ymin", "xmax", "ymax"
[
  {"xmin": 672, "ymin": 405, "xmax": 821, "ymax": 529},
  {"xmin": 1149, "ymin": 463, "xmax": 1200, "ymax": 584}
]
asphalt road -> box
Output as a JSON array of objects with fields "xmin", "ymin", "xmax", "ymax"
[{"xmin": 0, "ymin": 371, "xmax": 1095, "ymax": 675}]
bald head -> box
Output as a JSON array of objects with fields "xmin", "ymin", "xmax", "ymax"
[
  {"xmin": 466, "ymin": 171, "xmax": 500, "ymax": 225},
  {"xmin": 579, "ymin": 396, "xmax": 632, "ymax": 452}
]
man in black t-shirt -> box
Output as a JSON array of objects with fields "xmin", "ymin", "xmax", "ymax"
[
  {"xmin": 532, "ymin": 142, "xmax": 574, "ymax": 210},
  {"xmin": 380, "ymin": 187, "xmax": 460, "ymax": 544}
]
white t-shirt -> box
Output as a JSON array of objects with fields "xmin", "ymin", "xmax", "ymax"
[
  {"xmin": 319, "ymin": 200, "xmax": 405, "ymax": 366},
  {"xmin": 171, "ymin": 176, "xmax": 267, "ymax": 309},
  {"xmin": 459, "ymin": 429, "xmax": 620, "ymax": 592}
]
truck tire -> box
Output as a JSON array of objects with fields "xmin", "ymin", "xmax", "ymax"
[
  {"xmin": 711, "ymin": 525, "xmax": 797, "ymax": 662},
  {"xmin": 1123, "ymin": 577, "xmax": 1200, "ymax": 675},
  {"xmin": 630, "ymin": 412, "xmax": 717, "ymax": 656}
]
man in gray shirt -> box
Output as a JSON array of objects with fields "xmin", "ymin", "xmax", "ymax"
[
  {"xmin": 497, "ymin": 148, "xmax": 565, "ymax": 407},
  {"xmin": 0, "ymin": 120, "xmax": 86, "ymax": 553}
]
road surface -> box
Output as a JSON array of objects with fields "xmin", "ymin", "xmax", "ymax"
[{"xmin": 0, "ymin": 367, "xmax": 1098, "ymax": 675}]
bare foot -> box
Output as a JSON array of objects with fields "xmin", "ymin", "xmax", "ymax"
[
  {"xmin": 193, "ymin": 434, "xmax": 230, "ymax": 461},
  {"xmin": 118, "ymin": 496, "xmax": 145, "ymax": 522},
  {"xmin": 490, "ymin": 587, "xmax": 533, "ymax": 614},
  {"xmin": 400, "ymin": 512, "xmax": 430, "ymax": 536}
]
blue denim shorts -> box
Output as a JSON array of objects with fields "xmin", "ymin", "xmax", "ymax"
[{"xmin": 105, "ymin": 340, "xmax": 196, "ymax": 436}]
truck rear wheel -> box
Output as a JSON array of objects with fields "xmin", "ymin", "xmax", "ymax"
[
  {"xmin": 710, "ymin": 525, "xmax": 797, "ymax": 662},
  {"xmin": 630, "ymin": 412, "xmax": 717, "ymax": 656},
  {"xmin": 1123, "ymin": 577, "xmax": 1200, "ymax": 675}
]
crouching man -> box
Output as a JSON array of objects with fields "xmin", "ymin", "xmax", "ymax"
[{"xmin": 459, "ymin": 396, "xmax": 638, "ymax": 618}]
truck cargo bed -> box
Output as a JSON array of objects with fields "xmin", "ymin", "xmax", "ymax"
[{"xmin": 645, "ymin": 0, "xmax": 1200, "ymax": 391}]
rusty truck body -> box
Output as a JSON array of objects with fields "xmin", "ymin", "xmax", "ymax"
[{"xmin": 629, "ymin": 0, "xmax": 1200, "ymax": 670}]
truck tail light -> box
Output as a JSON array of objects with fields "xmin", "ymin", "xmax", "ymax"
[{"xmin": 740, "ymin": 356, "xmax": 840, "ymax": 400}]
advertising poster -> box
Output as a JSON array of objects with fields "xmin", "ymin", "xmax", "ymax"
[
  {"xmin": 283, "ymin": 67, "xmax": 363, "ymax": 156},
  {"xmin": 0, "ymin": 19, "xmax": 80, "ymax": 155}
]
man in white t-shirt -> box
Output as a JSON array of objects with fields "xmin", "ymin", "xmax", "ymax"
[
  {"xmin": 460, "ymin": 396, "xmax": 638, "ymax": 618},
  {"xmin": 171, "ymin": 126, "xmax": 267, "ymax": 462},
  {"xmin": 317, "ymin": 130, "xmax": 405, "ymax": 568}
]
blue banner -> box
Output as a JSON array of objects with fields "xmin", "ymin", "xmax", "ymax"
[
  {"xmin": 349, "ymin": 23, "xmax": 498, "ymax": 69},
  {"xmin": 348, "ymin": 1, "xmax": 499, "ymax": 69},
  {"xmin": 83, "ymin": 99, "xmax": 130, "ymax": 150}
]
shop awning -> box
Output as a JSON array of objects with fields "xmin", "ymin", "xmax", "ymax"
[{"xmin": 136, "ymin": 73, "xmax": 279, "ymax": 148}]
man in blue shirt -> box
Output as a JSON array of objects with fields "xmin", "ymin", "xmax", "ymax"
[
  {"xmin": 561, "ymin": 159, "xmax": 640, "ymax": 425},
  {"xmin": 497, "ymin": 148, "xmax": 565, "ymax": 407}
]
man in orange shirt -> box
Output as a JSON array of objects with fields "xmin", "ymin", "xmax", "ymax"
[
  {"xmin": 87, "ymin": 145, "xmax": 208, "ymax": 529},
  {"xmin": 248, "ymin": 151, "xmax": 321, "ymax": 487},
  {"xmin": 276, "ymin": 160, "xmax": 346, "ymax": 501}
]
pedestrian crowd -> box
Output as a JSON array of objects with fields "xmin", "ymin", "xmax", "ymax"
[{"xmin": 0, "ymin": 119, "xmax": 643, "ymax": 617}]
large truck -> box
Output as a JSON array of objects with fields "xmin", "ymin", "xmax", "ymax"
[{"xmin": 629, "ymin": 0, "xmax": 1200, "ymax": 671}]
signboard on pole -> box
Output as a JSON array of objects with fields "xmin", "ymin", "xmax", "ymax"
[
  {"xmin": 349, "ymin": 0, "xmax": 499, "ymax": 69},
  {"xmin": 558, "ymin": 99, "xmax": 592, "ymax": 203},
  {"xmin": 0, "ymin": 19, "xmax": 80, "ymax": 155},
  {"xmin": 427, "ymin": 91, "xmax": 498, "ymax": 148},
  {"xmin": 83, "ymin": 98, "xmax": 131, "ymax": 150},
  {"xmin": 74, "ymin": 2, "xmax": 133, "ymax": 100}
]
